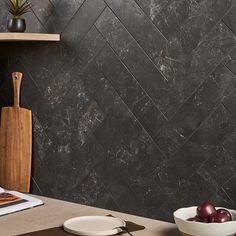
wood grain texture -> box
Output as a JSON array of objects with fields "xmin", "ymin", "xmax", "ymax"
[
  {"xmin": 0, "ymin": 73, "xmax": 32, "ymax": 193},
  {"xmin": 0, "ymin": 33, "xmax": 60, "ymax": 41}
]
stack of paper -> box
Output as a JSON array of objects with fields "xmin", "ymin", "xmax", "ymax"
[{"xmin": 0, "ymin": 187, "xmax": 43, "ymax": 216}]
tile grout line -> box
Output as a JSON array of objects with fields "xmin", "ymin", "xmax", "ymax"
[
  {"xmin": 29, "ymin": 6, "xmax": 49, "ymax": 33},
  {"xmin": 49, "ymin": 0, "xmax": 61, "ymax": 8},
  {"xmin": 55, "ymin": 43, "xmax": 107, "ymax": 109},
  {"xmin": 43, "ymin": 7, "xmax": 108, "ymax": 102},
  {"xmin": 221, "ymin": 20, "xmax": 236, "ymax": 38},
  {"xmin": 222, "ymin": 102, "xmax": 236, "ymax": 118},
  {"xmin": 187, "ymin": 3, "xmax": 236, "ymax": 54},
  {"xmin": 31, "ymin": 175, "xmax": 43, "ymax": 194},
  {"xmin": 154, "ymin": 53, "xmax": 236, "ymax": 139},
  {"xmin": 95, "ymin": 168, "xmax": 123, "ymax": 213},
  {"xmin": 222, "ymin": 60, "xmax": 236, "ymax": 80},
  {"xmin": 94, "ymin": 25, "xmax": 169, "ymax": 158},
  {"xmin": 168, "ymin": 77, "xmax": 236, "ymax": 162},
  {"xmin": 93, "ymin": 22, "xmax": 168, "ymax": 121},
  {"xmin": 133, "ymin": 0, "xmax": 172, "ymax": 42},
  {"xmin": 127, "ymin": 0, "xmax": 169, "ymax": 42},
  {"xmin": 102, "ymin": 2, "xmax": 170, "ymax": 85},
  {"xmin": 99, "ymin": 70, "xmax": 168, "ymax": 160},
  {"xmin": 63, "ymin": 6, "xmax": 107, "ymax": 55},
  {"xmin": 161, "ymin": 141, "xmax": 224, "ymax": 206},
  {"xmin": 221, "ymin": 186, "xmax": 236, "ymax": 207},
  {"xmin": 56, "ymin": 0, "xmax": 87, "ymax": 34},
  {"xmin": 161, "ymin": 19, "xmax": 236, "ymax": 121},
  {"xmin": 92, "ymin": 154, "xmax": 148, "ymax": 209},
  {"xmin": 19, "ymin": 58, "xmax": 46, "ymax": 97}
]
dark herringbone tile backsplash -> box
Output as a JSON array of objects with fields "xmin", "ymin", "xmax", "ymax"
[{"xmin": 0, "ymin": 0, "xmax": 236, "ymax": 222}]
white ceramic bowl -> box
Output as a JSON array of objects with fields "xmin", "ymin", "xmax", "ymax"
[{"xmin": 174, "ymin": 206, "xmax": 236, "ymax": 236}]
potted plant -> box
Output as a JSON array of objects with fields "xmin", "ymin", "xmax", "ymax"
[{"xmin": 5, "ymin": 0, "xmax": 30, "ymax": 32}]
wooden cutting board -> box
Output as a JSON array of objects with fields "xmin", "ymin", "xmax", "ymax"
[{"xmin": 0, "ymin": 72, "xmax": 32, "ymax": 192}]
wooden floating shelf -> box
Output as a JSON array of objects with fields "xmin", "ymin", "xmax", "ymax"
[{"xmin": 0, "ymin": 33, "xmax": 60, "ymax": 42}]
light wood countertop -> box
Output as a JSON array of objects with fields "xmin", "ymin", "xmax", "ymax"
[{"xmin": 0, "ymin": 195, "xmax": 181, "ymax": 236}]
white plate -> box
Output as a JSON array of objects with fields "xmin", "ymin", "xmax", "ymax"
[{"xmin": 63, "ymin": 216, "xmax": 126, "ymax": 236}]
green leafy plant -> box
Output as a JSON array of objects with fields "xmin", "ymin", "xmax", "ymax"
[{"xmin": 5, "ymin": 0, "xmax": 30, "ymax": 18}]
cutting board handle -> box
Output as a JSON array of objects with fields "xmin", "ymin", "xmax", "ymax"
[{"xmin": 12, "ymin": 72, "xmax": 23, "ymax": 108}]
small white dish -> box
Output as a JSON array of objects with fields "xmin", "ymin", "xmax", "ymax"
[
  {"xmin": 174, "ymin": 206, "xmax": 236, "ymax": 236},
  {"xmin": 63, "ymin": 215, "xmax": 126, "ymax": 236}
]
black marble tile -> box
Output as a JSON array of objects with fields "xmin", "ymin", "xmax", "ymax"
[
  {"xmin": 93, "ymin": 84, "xmax": 141, "ymax": 150},
  {"xmin": 125, "ymin": 160, "xmax": 167, "ymax": 218},
  {"xmin": 36, "ymin": 134, "xmax": 104, "ymax": 198},
  {"xmin": 224, "ymin": 47, "xmax": 236, "ymax": 75},
  {"xmin": 155, "ymin": 64, "xmax": 236, "ymax": 157},
  {"xmin": 95, "ymin": 7, "xmax": 168, "ymax": 114},
  {"xmin": 222, "ymin": 121, "xmax": 236, "ymax": 158},
  {"xmin": 95, "ymin": 194, "xmax": 120, "ymax": 212},
  {"xmin": 30, "ymin": 152, "xmax": 64, "ymax": 196},
  {"xmin": 96, "ymin": 46, "xmax": 146, "ymax": 106},
  {"xmin": 54, "ymin": 170, "xmax": 111, "ymax": 206},
  {"xmin": 143, "ymin": 0, "xmax": 191, "ymax": 40},
  {"xmin": 134, "ymin": 0, "xmax": 168, "ymax": 10},
  {"xmin": 49, "ymin": 0, "xmax": 61, "ymax": 7},
  {"xmin": 0, "ymin": 2, "xmax": 9, "ymax": 32},
  {"xmin": 96, "ymin": 45, "xmax": 167, "ymax": 138},
  {"xmin": 32, "ymin": 114, "xmax": 52, "ymax": 162},
  {"xmin": 154, "ymin": 104, "xmax": 235, "ymax": 198},
  {"xmin": 190, "ymin": 104, "xmax": 234, "ymax": 147},
  {"xmin": 67, "ymin": 26, "xmax": 106, "ymax": 73},
  {"xmin": 155, "ymin": 22, "xmax": 236, "ymax": 117},
  {"xmin": 30, "ymin": 177, "xmax": 43, "ymax": 195},
  {"xmin": 105, "ymin": 0, "xmax": 167, "ymax": 59},
  {"xmin": 45, "ymin": 0, "xmax": 85, "ymax": 33},
  {"xmin": 224, "ymin": 91, "xmax": 236, "ymax": 118},
  {"xmin": 62, "ymin": 0, "xmax": 106, "ymax": 52},
  {"xmin": 19, "ymin": 41, "xmax": 71, "ymax": 93},
  {"xmin": 45, "ymin": 91, "xmax": 104, "ymax": 152},
  {"xmin": 0, "ymin": 58, "xmax": 14, "ymax": 109},
  {"xmin": 44, "ymin": 27, "xmax": 106, "ymax": 106},
  {"xmin": 95, "ymin": 154, "xmax": 165, "ymax": 218},
  {"xmin": 177, "ymin": 0, "xmax": 235, "ymax": 54},
  {"xmin": 47, "ymin": 158, "xmax": 90, "ymax": 199},
  {"xmin": 197, "ymin": 147, "xmax": 236, "ymax": 188},
  {"xmin": 93, "ymin": 80, "xmax": 167, "ymax": 173},
  {"xmin": 186, "ymin": 23, "xmax": 236, "ymax": 77},
  {"xmin": 72, "ymin": 101, "xmax": 105, "ymax": 147},
  {"xmin": 31, "ymin": 136, "xmax": 51, "ymax": 195},
  {"xmin": 222, "ymin": 177, "xmax": 236, "ymax": 203},
  {"xmin": 77, "ymin": 135, "xmax": 104, "ymax": 167},
  {"xmin": 77, "ymin": 62, "xmax": 105, "ymax": 97},
  {"xmin": 134, "ymin": 0, "xmax": 170, "ymax": 29},
  {"xmin": 30, "ymin": 0, "xmax": 54, "ymax": 25},
  {"xmin": 223, "ymin": 4, "xmax": 236, "ymax": 35},
  {"xmin": 59, "ymin": 80, "xmax": 101, "ymax": 126},
  {"xmin": 108, "ymin": 179, "xmax": 144, "ymax": 216},
  {"xmin": 155, "ymin": 143, "xmax": 216, "ymax": 197},
  {"xmin": 94, "ymin": 155, "xmax": 142, "ymax": 214}
]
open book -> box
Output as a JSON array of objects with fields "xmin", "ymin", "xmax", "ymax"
[{"xmin": 0, "ymin": 187, "xmax": 43, "ymax": 216}]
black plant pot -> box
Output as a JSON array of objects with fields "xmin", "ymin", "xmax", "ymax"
[{"xmin": 7, "ymin": 18, "xmax": 26, "ymax": 32}]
